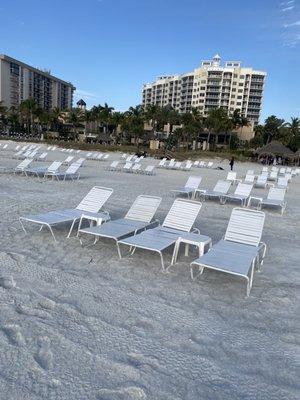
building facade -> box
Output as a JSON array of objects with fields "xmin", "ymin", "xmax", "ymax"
[
  {"xmin": 142, "ymin": 54, "xmax": 266, "ymax": 125},
  {"xmin": 0, "ymin": 54, "xmax": 75, "ymax": 110}
]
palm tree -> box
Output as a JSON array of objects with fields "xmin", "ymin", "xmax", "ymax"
[
  {"xmin": 205, "ymin": 108, "xmax": 232, "ymax": 148},
  {"xmin": 122, "ymin": 105, "xmax": 144, "ymax": 147},
  {"xmin": 285, "ymin": 117, "xmax": 300, "ymax": 150},
  {"xmin": 83, "ymin": 110, "xmax": 95, "ymax": 136},
  {"xmin": 67, "ymin": 108, "xmax": 84, "ymax": 140},
  {"xmin": 0, "ymin": 101, "xmax": 8, "ymax": 132},
  {"xmin": 19, "ymin": 98, "xmax": 37, "ymax": 135},
  {"xmin": 99, "ymin": 103, "xmax": 115, "ymax": 134}
]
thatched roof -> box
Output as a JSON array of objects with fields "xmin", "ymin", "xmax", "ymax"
[
  {"xmin": 294, "ymin": 148, "xmax": 300, "ymax": 156},
  {"xmin": 256, "ymin": 141, "xmax": 295, "ymax": 157}
]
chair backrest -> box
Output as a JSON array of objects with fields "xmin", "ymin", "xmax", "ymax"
[
  {"xmin": 267, "ymin": 187, "xmax": 286, "ymax": 201},
  {"xmin": 103, "ymin": 154, "xmax": 109, "ymax": 159},
  {"xmin": 175, "ymin": 162, "xmax": 182, "ymax": 168},
  {"xmin": 213, "ymin": 180, "xmax": 231, "ymax": 194},
  {"xmin": 64, "ymin": 156, "xmax": 74, "ymax": 163},
  {"xmin": 271, "ymin": 166, "xmax": 278, "ymax": 172},
  {"xmin": 199, "ymin": 161, "xmax": 205, "ymax": 167},
  {"xmin": 285, "ymin": 173, "xmax": 292, "ymax": 182},
  {"xmin": 234, "ymin": 183, "xmax": 253, "ymax": 197},
  {"xmin": 247, "ymin": 170, "xmax": 254, "ymax": 175},
  {"xmin": 194, "ymin": 161, "xmax": 199, "ymax": 166},
  {"xmin": 125, "ymin": 156, "xmax": 132, "ymax": 162},
  {"xmin": 110, "ymin": 161, "xmax": 119, "ymax": 168},
  {"xmin": 125, "ymin": 195, "xmax": 162, "ymax": 222},
  {"xmin": 270, "ymin": 171, "xmax": 278, "ymax": 179},
  {"xmin": 169, "ymin": 160, "xmax": 175, "ymax": 167},
  {"xmin": 39, "ymin": 152, "xmax": 47, "ymax": 159},
  {"xmin": 286, "ymin": 167, "xmax": 292, "ymax": 173},
  {"xmin": 185, "ymin": 176, "xmax": 202, "ymax": 190},
  {"xmin": 245, "ymin": 174, "xmax": 255, "ymax": 183},
  {"xmin": 74, "ymin": 158, "xmax": 85, "ymax": 166},
  {"xmin": 262, "ymin": 167, "xmax": 268, "ymax": 172},
  {"xmin": 124, "ymin": 162, "xmax": 132, "ymax": 170},
  {"xmin": 226, "ymin": 172, "xmax": 237, "ymax": 181},
  {"xmin": 76, "ymin": 186, "xmax": 113, "ymax": 213},
  {"xmin": 66, "ymin": 163, "xmax": 80, "ymax": 174},
  {"xmin": 158, "ymin": 160, "xmax": 166, "ymax": 166},
  {"xmin": 277, "ymin": 177, "xmax": 288, "ymax": 188},
  {"xmin": 224, "ymin": 207, "xmax": 265, "ymax": 247},
  {"xmin": 17, "ymin": 158, "xmax": 32, "ymax": 169},
  {"xmin": 145, "ymin": 165, "xmax": 155, "ymax": 173},
  {"xmin": 279, "ymin": 167, "xmax": 286, "ymax": 174},
  {"xmin": 132, "ymin": 164, "xmax": 141, "ymax": 171},
  {"xmin": 207, "ymin": 162, "xmax": 213, "ymax": 168},
  {"xmin": 97, "ymin": 154, "xmax": 103, "ymax": 159},
  {"xmin": 162, "ymin": 199, "xmax": 202, "ymax": 232},
  {"xmin": 257, "ymin": 174, "xmax": 267, "ymax": 183},
  {"xmin": 47, "ymin": 161, "xmax": 62, "ymax": 173}
]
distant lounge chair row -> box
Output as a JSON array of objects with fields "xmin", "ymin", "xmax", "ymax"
[
  {"xmin": 158, "ymin": 159, "xmax": 192, "ymax": 171},
  {"xmin": 106, "ymin": 161, "xmax": 156, "ymax": 175},
  {"xmin": 86, "ymin": 152, "xmax": 110, "ymax": 161},
  {"xmin": 20, "ymin": 186, "xmax": 267, "ymax": 296},
  {"xmin": 194, "ymin": 161, "xmax": 214, "ymax": 168}
]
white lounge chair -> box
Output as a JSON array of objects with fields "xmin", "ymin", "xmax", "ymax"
[
  {"xmin": 117, "ymin": 199, "xmax": 203, "ymax": 271},
  {"xmin": 105, "ymin": 161, "xmax": 120, "ymax": 171},
  {"xmin": 20, "ymin": 186, "xmax": 113, "ymax": 241},
  {"xmin": 36, "ymin": 152, "xmax": 48, "ymax": 161},
  {"xmin": 77, "ymin": 195, "xmax": 162, "ymax": 249},
  {"xmin": 221, "ymin": 183, "xmax": 253, "ymax": 206},
  {"xmin": 198, "ymin": 180, "xmax": 231, "ymax": 201},
  {"xmin": 63, "ymin": 156, "xmax": 74, "ymax": 165},
  {"xmin": 182, "ymin": 161, "xmax": 193, "ymax": 171},
  {"xmin": 276, "ymin": 177, "xmax": 288, "ymax": 190},
  {"xmin": 226, "ymin": 171, "xmax": 239, "ymax": 185},
  {"xmin": 158, "ymin": 159, "xmax": 167, "ymax": 168},
  {"xmin": 255, "ymin": 174, "xmax": 268, "ymax": 188},
  {"xmin": 259, "ymin": 188, "xmax": 286, "ymax": 215},
  {"xmin": 24, "ymin": 161, "xmax": 60, "ymax": 177},
  {"xmin": 123, "ymin": 162, "xmax": 133, "ymax": 173},
  {"xmin": 143, "ymin": 165, "xmax": 156, "ymax": 175},
  {"xmin": 207, "ymin": 161, "xmax": 214, "ymax": 168},
  {"xmin": 171, "ymin": 176, "xmax": 202, "ymax": 199},
  {"xmin": 190, "ymin": 208, "xmax": 266, "ymax": 297},
  {"xmin": 132, "ymin": 164, "xmax": 141, "ymax": 173},
  {"xmin": 50, "ymin": 163, "xmax": 81, "ymax": 181},
  {"xmin": 244, "ymin": 174, "xmax": 255, "ymax": 184},
  {"xmin": 43, "ymin": 162, "xmax": 63, "ymax": 179},
  {"xmin": 13, "ymin": 158, "xmax": 33, "ymax": 174},
  {"xmin": 268, "ymin": 171, "xmax": 278, "ymax": 181}
]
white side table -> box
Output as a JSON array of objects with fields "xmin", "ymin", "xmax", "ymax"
[
  {"xmin": 171, "ymin": 233, "xmax": 212, "ymax": 265},
  {"xmin": 77, "ymin": 212, "xmax": 110, "ymax": 236},
  {"xmin": 247, "ymin": 196, "xmax": 263, "ymax": 209}
]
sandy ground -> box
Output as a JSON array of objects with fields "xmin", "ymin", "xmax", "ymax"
[{"xmin": 0, "ymin": 141, "xmax": 299, "ymax": 400}]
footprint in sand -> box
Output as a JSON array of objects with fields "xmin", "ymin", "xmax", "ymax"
[
  {"xmin": 2, "ymin": 324, "xmax": 25, "ymax": 346},
  {"xmin": 97, "ymin": 386, "xmax": 146, "ymax": 400},
  {"xmin": 35, "ymin": 336, "xmax": 53, "ymax": 370},
  {"xmin": 0, "ymin": 275, "xmax": 16, "ymax": 289}
]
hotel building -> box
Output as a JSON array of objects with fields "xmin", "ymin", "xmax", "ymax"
[
  {"xmin": 142, "ymin": 54, "xmax": 266, "ymax": 125},
  {"xmin": 0, "ymin": 54, "xmax": 75, "ymax": 110}
]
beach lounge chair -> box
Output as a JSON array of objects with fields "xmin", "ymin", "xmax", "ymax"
[
  {"xmin": 49, "ymin": 163, "xmax": 81, "ymax": 181},
  {"xmin": 73, "ymin": 157, "xmax": 85, "ymax": 167},
  {"xmin": 207, "ymin": 161, "xmax": 214, "ymax": 168},
  {"xmin": 43, "ymin": 162, "xmax": 63, "ymax": 179},
  {"xmin": 25, "ymin": 161, "xmax": 62, "ymax": 177},
  {"xmin": 198, "ymin": 180, "xmax": 231, "ymax": 201},
  {"xmin": 244, "ymin": 174, "xmax": 255, "ymax": 184},
  {"xmin": 12, "ymin": 158, "xmax": 33, "ymax": 174},
  {"xmin": 63, "ymin": 156, "xmax": 74, "ymax": 165},
  {"xmin": 123, "ymin": 162, "xmax": 133, "ymax": 173},
  {"xmin": 117, "ymin": 199, "xmax": 203, "ymax": 271},
  {"xmin": 190, "ymin": 208, "xmax": 266, "ymax": 297},
  {"xmin": 182, "ymin": 161, "xmax": 193, "ymax": 171},
  {"xmin": 174, "ymin": 162, "xmax": 182, "ymax": 170},
  {"xmin": 255, "ymin": 174, "xmax": 268, "ymax": 188},
  {"xmin": 276, "ymin": 177, "xmax": 288, "ymax": 190},
  {"xmin": 226, "ymin": 171, "xmax": 239, "ymax": 185},
  {"xmin": 262, "ymin": 166, "xmax": 268, "ymax": 173},
  {"xmin": 199, "ymin": 161, "xmax": 207, "ymax": 168},
  {"xmin": 77, "ymin": 195, "xmax": 162, "ymax": 249},
  {"xmin": 171, "ymin": 176, "xmax": 202, "ymax": 199},
  {"xmin": 259, "ymin": 188, "xmax": 286, "ymax": 215},
  {"xmin": 268, "ymin": 170, "xmax": 278, "ymax": 181},
  {"xmin": 132, "ymin": 164, "xmax": 141, "ymax": 173},
  {"xmin": 105, "ymin": 161, "xmax": 120, "ymax": 171},
  {"xmin": 36, "ymin": 152, "xmax": 47, "ymax": 161},
  {"xmin": 19, "ymin": 186, "xmax": 113, "ymax": 241},
  {"xmin": 158, "ymin": 159, "xmax": 167, "ymax": 168},
  {"xmin": 167, "ymin": 159, "xmax": 176, "ymax": 169},
  {"xmin": 246, "ymin": 169, "xmax": 254, "ymax": 175},
  {"xmin": 194, "ymin": 161, "xmax": 200, "ymax": 168},
  {"xmin": 221, "ymin": 183, "xmax": 253, "ymax": 206},
  {"xmin": 143, "ymin": 165, "xmax": 156, "ymax": 175},
  {"xmin": 279, "ymin": 167, "xmax": 286, "ymax": 175}
]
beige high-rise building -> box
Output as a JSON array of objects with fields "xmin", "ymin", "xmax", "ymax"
[
  {"xmin": 142, "ymin": 54, "xmax": 266, "ymax": 125},
  {"xmin": 0, "ymin": 54, "xmax": 75, "ymax": 110}
]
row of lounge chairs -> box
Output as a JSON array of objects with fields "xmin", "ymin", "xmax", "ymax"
[
  {"xmin": 173, "ymin": 176, "xmax": 287, "ymax": 214},
  {"xmin": 106, "ymin": 161, "xmax": 156, "ymax": 175},
  {"xmin": 86, "ymin": 153, "xmax": 110, "ymax": 161},
  {"xmin": 20, "ymin": 186, "xmax": 267, "ymax": 296},
  {"xmin": 158, "ymin": 159, "xmax": 193, "ymax": 171}
]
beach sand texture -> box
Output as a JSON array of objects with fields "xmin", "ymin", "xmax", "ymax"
[{"xmin": 0, "ymin": 142, "xmax": 299, "ymax": 400}]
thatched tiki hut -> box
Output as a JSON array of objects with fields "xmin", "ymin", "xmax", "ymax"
[
  {"xmin": 293, "ymin": 149, "xmax": 300, "ymax": 166},
  {"xmin": 256, "ymin": 141, "xmax": 295, "ymax": 164}
]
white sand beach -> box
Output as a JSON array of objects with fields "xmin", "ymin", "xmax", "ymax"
[{"xmin": 0, "ymin": 142, "xmax": 299, "ymax": 400}]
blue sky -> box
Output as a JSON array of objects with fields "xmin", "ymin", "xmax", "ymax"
[{"xmin": 0, "ymin": 0, "xmax": 299, "ymax": 122}]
